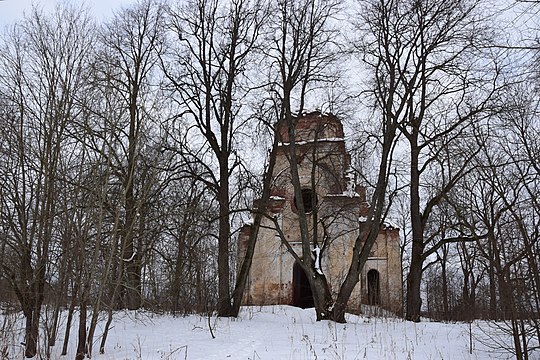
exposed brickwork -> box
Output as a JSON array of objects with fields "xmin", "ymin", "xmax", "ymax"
[{"xmin": 240, "ymin": 111, "xmax": 403, "ymax": 315}]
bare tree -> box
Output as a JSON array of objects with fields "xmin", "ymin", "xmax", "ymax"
[
  {"xmin": 0, "ymin": 4, "xmax": 95, "ymax": 357},
  {"xmin": 164, "ymin": 0, "xmax": 266, "ymax": 316},
  {"xmin": 355, "ymin": 0, "xmax": 505, "ymax": 322},
  {"xmin": 443, "ymin": 80, "xmax": 540, "ymax": 356},
  {"xmin": 228, "ymin": 0, "xmax": 407, "ymax": 323},
  {"xmin": 95, "ymin": 0, "xmax": 166, "ymax": 310},
  {"xmin": 157, "ymin": 167, "xmax": 219, "ymax": 314},
  {"xmin": 255, "ymin": 0, "xmax": 341, "ymax": 321}
]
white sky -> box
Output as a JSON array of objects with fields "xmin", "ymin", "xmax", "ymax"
[{"xmin": 0, "ymin": 0, "xmax": 137, "ymax": 28}]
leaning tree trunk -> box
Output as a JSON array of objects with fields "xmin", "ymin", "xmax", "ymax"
[
  {"xmin": 231, "ymin": 137, "xmax": 280, "ymax": 316},
  {"xmin": 61, "ymin": 282, "xmax": 79, "ymax": 355},
  {"xmin": 331, "ymin": 116, "xmax": 397, "ymax": 323},
  {"xmin": 306, "ymin": 269, "xmax": 334, "ymax": 321}
]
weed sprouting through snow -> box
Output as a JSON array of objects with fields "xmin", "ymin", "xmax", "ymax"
[{"xmin": 0, "ymin": 305, "xmax": 530, "ymax": 359}]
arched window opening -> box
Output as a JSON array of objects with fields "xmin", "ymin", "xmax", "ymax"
[
  {"xmin": 367, "ymin": 269, "xmax": 381, "ymax": 305},
  {"xmin": 293, "ymin": 262, "xmax": 314, "ymax": 308}
]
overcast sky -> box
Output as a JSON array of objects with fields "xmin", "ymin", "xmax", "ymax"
[{"xmin": 0, "ymin": 0, "xmax": 137, "ymax": 28}]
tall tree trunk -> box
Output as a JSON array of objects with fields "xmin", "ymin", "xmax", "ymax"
[
  {"xmin": 406, "ymin": 134, "xmax": 424, "ymax": 322},
  {"xmin": 217, "ymin": 156, "xmax": 232, "ymax": 316},
  {"xmin": 308, "ymin": 271, "xmax": 334, "ymax": 321},
  {"xmin": 405, "ymin": 252, "xmax": 424, "ymax": 322},
  {"xmin": 441, "ymin": 258, "xmax": 449, "ymax": 320},
  {"xmin": 487, "ymin": 234, "xmax": 498, "ymax": 319},
  {"xmin": 25, "ymin": 253, "xmax": 48, "ymax": 357},
  {"xmin": 123, "ymin": 132, "xmax": 140, "ymax": 310},
  {"xmin": 332, "ymin": 115, "xmax": 397, "ymax": 323}
]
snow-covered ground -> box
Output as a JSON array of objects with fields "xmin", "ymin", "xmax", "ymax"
[{"xmin": 1, "ymin": 305, "xmax": 534, "ymax": 359}]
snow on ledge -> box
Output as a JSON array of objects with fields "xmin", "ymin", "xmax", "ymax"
[
  {"xmin": 383, "ymin": 220, "xmax": 400, "ymax": 230},
  {"xmin": 277, "ymin": 137, "xmax": 345, "ymax": 146},
  {"xmin": 326, "ymin": 191, "xmax": 361, "ymax": 198},
  {"xmin": 358, "ymin": 217, "xmax": 400, "ymax": 230}
]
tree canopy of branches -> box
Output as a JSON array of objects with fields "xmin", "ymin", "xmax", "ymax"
[
  {"xmin": 355, "ymin": 0, "xmax": 508, "ymax": 322},
  {"xmin": 0, "ymin": 0, "xmax": 538, "ymax": 357}
]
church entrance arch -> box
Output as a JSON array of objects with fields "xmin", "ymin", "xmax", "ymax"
[
  {"xmin": 367, "ymin": 269, "xmax": 381, "ymax": 305},
  {"xmin": 293, "ymin": 262, "xmax": 314, "ymax": 308}
]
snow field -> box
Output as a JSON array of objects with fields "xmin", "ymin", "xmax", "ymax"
[{"xmin": 0, "ymin": 305, "xmax": 530, "ymax": 359}]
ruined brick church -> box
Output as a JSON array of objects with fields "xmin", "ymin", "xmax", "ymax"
[{"xmin": 239, "ymin": 111, "xmax": 402, "ymax": 314}]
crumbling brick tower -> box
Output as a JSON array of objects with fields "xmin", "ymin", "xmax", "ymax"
[{"xmin": 239, "ymin": 111, "xmax": 402, "ymax": 314}]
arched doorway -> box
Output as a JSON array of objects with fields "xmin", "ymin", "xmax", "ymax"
[
  {"xmin": 293, "ymin": 262, "xmax": 314, "ymax": 308},
  {"xmin": 367, "ymin": 269, "xmax": 381, "ymax": 305}
]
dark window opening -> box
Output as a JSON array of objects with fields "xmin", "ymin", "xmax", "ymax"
[
  {"xmin": 293, "ymin": 262, "xmax": 314, "ymax": 308},
  {"xmin": 293, "ymin": 188, "xmax": 317, "ymax": 214},
  {"xmin": 367, "ymin": 269, "xmax": 381, "ymax": 305}
]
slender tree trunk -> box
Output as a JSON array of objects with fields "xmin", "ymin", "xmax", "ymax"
[
  {"xmin": 61, "ymin": 283, "xmax": 78, "ymax": 356},
  {"xmin": 86, "ymin": 303, "xmax": 100, "ymax": 357},
  {"xmin": 332, "ymin": 224, "xmax": 372, "ymax": 323},
  {"xmin": 25, "ymin": 266, "xmax": 47, "ymax": 358},
  {"xmin": 511, "ymin": 317, "xmax": 524, "ymax": 360},
  {"xmin": 487, "ymin": 235, "xmax": 498, "ymax": 319},
  {"xmin": 99, "ymin": 309, "xmax": 114, "ymax": 354},
  {"xmin": 332, "ymin": 119, "xmax": 397, "ymax": 322},
  {"xmin": 231, "ymin": 136, "xmax": 280, "ymax": 316},
  {"xmin": 123, "ymin": 168, "xmax": 140, "ymax": 310},
  {"xmin": 441, "ymin": 259, "xmax": 449, "ymax": 320},
  {"xmin": 47, "ymin": 295, "xmax": 62, "ymax": 348},
  {"xmin": 172, "ymin": 228, "xmax": 187, "ymax": 313}
]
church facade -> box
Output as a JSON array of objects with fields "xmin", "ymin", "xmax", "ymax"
[{"xmin": 238, "ymin": 111, "xmax": 402, "ymax": 314}]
